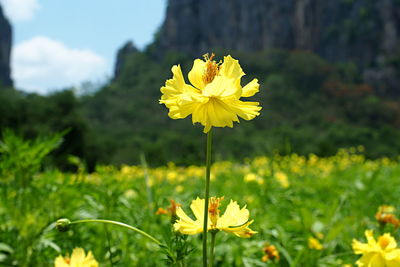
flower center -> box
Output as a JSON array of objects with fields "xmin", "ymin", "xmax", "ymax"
[
  {"xmin": 202, "ymin": 53, "xmax": 219, "ymax": 85},
  {"xmin": 208, "ymin": 196, "xmax": 223, "ymax": 227},
  {"xmin": 378, "ymin": 236, "xmax": 390, "ymax": 249}
]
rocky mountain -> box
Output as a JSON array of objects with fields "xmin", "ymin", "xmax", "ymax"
[
  {"xmin": 114, "ymin": 41, "xmax": 138, "ymax": 79},
  {"xmin": 0, "ymin": 4, "xmax": 12, "ymax": 87},
  {"xmin": 146, "ymin": 0, "xmax": 400, "ymax": 95}
]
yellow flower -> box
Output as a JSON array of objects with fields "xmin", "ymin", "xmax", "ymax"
[
  {"xmin": 175, "ymin": 185, "xmax": 184, "ymax": 193},
  {"xmin": 274, "ymin": 171, "xmax": 290, "ymax": 188},
  {"xmin": 55, "ymin": 248, "xmax": 98, "ymax": 267},
  {"xmin": 160, "ymin": 53, "xmax": 262, "ymax": 133},
  {"xmin": 352, "ymin": 230, "xmax": 400, "ymax": 266},
  {"xmin": 174, "ymin": 197, "xmax": 256, "ymax": 238},
  {"xmin": 244, "ymin": 173, "xmax": 257, "ymax": 182},
  {"xmin": 308, "ymin": 237, "xmax": 323, "ymax": 250}
]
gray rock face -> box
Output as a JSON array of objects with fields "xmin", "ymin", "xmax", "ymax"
[
  {"xmin": 114, "ymin": 41, "xmax": 138, "ymax": 79},
  {"xmin": 0, "ymin": 4, "xmax": 12, "ymax": 87},
  {"xmin": 154, "ymin": 0, "xmax": 400, "ymax": 94}
]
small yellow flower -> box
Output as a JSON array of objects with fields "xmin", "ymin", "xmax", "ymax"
[
  {"xmin": 123, "ymin": 189, "xmax": 137, "ymax": 199},
  {"xmin": 174, "ymin": 197, "xmax": 256, "ymax": 238},
  {"xmin": 175, "ymin": 185, "xmax": 184, "ymax": 193},
  {"xmin": 308, "ymin": 237, "xmax": 323, "ymax": 250},
  {"xmin": 160, "ymin": 53, "xmax": 262, "ymax": 133},
  {"xmin": 244, "ymin": 173, "xmax": 257, "ymax": 182},
  {"xmin": 352, "ymin": 230, "xmax": 400, "ymax": 266},
  {"xmin": 315, "ymin": 232, "xmax": 324, "ymax": 240},
  {"xmin": 55, "ymin": 248, "xmax": 98, "ymax": 267},
  {"xmin": 274, "ymin": 171, "xmax": 290, "ymax": 188}
]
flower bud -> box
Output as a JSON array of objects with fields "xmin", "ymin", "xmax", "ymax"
[{"xmin": 56, "ymin": 218, "xmax": 71, "ymax": 232}]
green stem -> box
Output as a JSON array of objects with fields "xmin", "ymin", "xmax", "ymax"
[
  {"xmin": 70, "ymin": 219, "xmax": 161, "ymax": 245},
  {"xmin": 104, "ymin": 225, "xmax": 115, "ymax": 267},
  {"xmin": 202, "ymin": 129, "xmax": 213, "ymax": 267},
  {"xmin": 140, "ymin": 153, "xmax": 153, "ymax": 213},
  {"xmin": 209, "ymin": 232, "xmax": 217, "ymax": 267}
]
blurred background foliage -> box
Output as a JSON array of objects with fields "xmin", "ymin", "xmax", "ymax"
[{"xmin": 1, "ymin": 49, "xmax": 400, "ymax": 170}]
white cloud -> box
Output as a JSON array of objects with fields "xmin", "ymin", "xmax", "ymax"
[
  {"xmin": 0, "ymin": 0, "xmax": 40, "ymax": 22},
  {"xmin": 12, "ymin": 36, "xmax": 109, "ymax": 94}
]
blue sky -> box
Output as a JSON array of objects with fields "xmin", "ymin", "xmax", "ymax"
[{"xmin": 0, "ymin": 0, "xmax": 166, "ymax": 93}]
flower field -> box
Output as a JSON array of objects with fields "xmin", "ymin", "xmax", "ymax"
[{"xmin": 2, "ymin": 133, "xmax": 400, "ymax": 266}]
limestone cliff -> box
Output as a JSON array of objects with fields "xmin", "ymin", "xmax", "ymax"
[
  {"xmin": 150, "ymin": 0, "xmax": 400, "ymax": 94},
  {"xmin": 156, "ymin": 0, "xmax": 399, "ymax": 65},
  {"xmin": 114, "ymin": 41, "xmax": 138, "ymax": 79},
  {"xmin": 0, "ymin": 4, "xmax": 12, "ymax": 87}
]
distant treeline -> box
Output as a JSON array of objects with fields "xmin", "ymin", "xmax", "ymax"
[{"xmin": 1, "ymin": 49, "xmax": 400, "ymax": 170}]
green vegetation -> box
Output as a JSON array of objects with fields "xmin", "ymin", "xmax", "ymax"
[
  {"xmin": 1, "ymin": 131, "xmax": 400, "ymax": 266},
  {"xmin": 1, "ymin": 49, "xmax": 400, "ymax": 168}
]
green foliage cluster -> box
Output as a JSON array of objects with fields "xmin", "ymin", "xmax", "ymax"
[{"xmin": 1, "ymin": 49, "xmax": 400, "ymax": 167}]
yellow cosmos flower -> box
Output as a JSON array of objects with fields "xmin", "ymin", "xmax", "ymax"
[
  {"xmin": 55, "ymin": 248, "xmax": 98, "ymax": 267},
  {"xmin": 160, "ymin": 53, "xmax": 262, "ymax": 133},
  {"xmin": 352, "ymin": 230, "xmax": 400, "ymax": 266},
  {"xmin": 174, "ymin": 197, "xmax": 256, "ymax": 238},
  {"xmin": 308, "ymin": 237, "xmax": 323, "ymax": 250}
]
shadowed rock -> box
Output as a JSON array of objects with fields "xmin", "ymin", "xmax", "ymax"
[
  {"xmin": 0, "ymin": 4, "xmax": 12, "ymax": 87},
  {"xmin": 149, "ymin": 0, "xmax": 400, "ymax": 95}
]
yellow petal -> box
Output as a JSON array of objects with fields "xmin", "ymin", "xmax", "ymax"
[
  {"xmin": 190, "ymin": 197, "xmax": 205, "ymax": 221},
  {"xmin": 222, "ymin": 220, "xmax": 257, "ymax": 238},
  {"xmin": 192, "ymin": 98, "xmax": 240, "ymax": 133},
  {"xmin": 160, "ymin": 65, "xmax": 187, "ymax": 107},
  {"xmin": 217, "ymin": 200, "xmax": 249, "ymax": 228},
  {"xmin": 352, "ymin": 239, "xmax": 372, "ymax": 254},
  {"xmin": 385, "ymin": 249, "xmax": 400, "ymax": 261},
  {"xmin": 174, "ymin": 206, "xmax": 203, "ymax": 235},
  {"xmin": 241, "ymin": 78, "xmax": 260, "ymax": 97},
  {"xmin": 219, "ymin": 55, "xmax": 245, "ymax": 81},
  {"xmin": 188, "ymin": 59, "xmax": 206, "ymax": 89},
  {"xmin": 365, "ymin": 230, "xmax": 377, "ymax": 245},
  {"xmin": 191, "ymin": 103, "xmax": 211, "ymax": 133},
  {"xmin": 54, "ymin": 256, "xmax": 70, "ymax": 267},
  {"xmin": 355, "ymin": 253, "xmax": 375, "ymax": 267},
  {"xmin": 160, "ymin": 65, "xmax": 201, "ymax": 119},
  {"xmin": 202, "ymin": 76, "xmax": 241, "ymax": 99},
  {"xmin": 379, "ymin": 233, "xmax": 397, "ymax": 250},
  {"xmin": 168, "ymin": 96, "xmax": 200, "ymax": 119},
  {"xmin": 207, "ymin": 99, "xmax": 239, "ymax": 127},
  {"xmin": 387, "ymin": 260, "xmax": 400, "ymax": 267},
  {"xmin": 70, "ymin": 248, "xmax": 86, "ymax": 265},
  {"xmin": 225, "ymin": 99, "xmax": 262, "ymax": 120},
  {"xmin": 369, "ymin": 254, "xmax": 386, "ymax": 267},
  {"xmin": 83, "ymin": 251, "xmax": 99, "ymax": 267}
]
